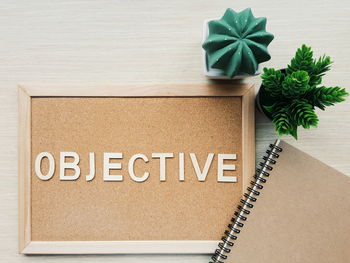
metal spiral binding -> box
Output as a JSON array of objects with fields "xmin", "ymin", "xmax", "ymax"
[{"xmin": 209, "ymin": 140, "xmax": 282, "ymax": 263}]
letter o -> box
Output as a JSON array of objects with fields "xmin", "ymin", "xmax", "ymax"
[{"xmin": 35, "ymin": 152, "xmax": 55, "ymax": 180}]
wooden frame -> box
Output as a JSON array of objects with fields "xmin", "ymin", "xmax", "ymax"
[{"xmin": 18, "ymin": 83, "xmax": 255, "ymax": 254}]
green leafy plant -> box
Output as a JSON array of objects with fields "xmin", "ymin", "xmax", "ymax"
[{"xmin": 260, "ymin": 44, "xmax": 348, "ymax": 139}]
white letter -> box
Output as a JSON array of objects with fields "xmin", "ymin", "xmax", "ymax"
[
  {"xmin": 59, "ymin": 152, "xmax": 80, "ymax": 180},
  {"xmin": 35, "ymin": 152, "xmax": 55, "ymax": 180},
  {"xmin": 217, "ymin": 154, "xmax": 237, "ymax": 182},
  {"xmin": 179, "ymin": 152, "xmax": 185, "ymax": 181},
  {"xmin": 86, "ymin": 152, "xmax": 95, "ymax": 181},
  {"xmin": 152, "ymin": 153, "xmax": 174, "ymax": 181},
  {"xmin": 103, "ymin": 153, "xmax": 123, "ymax": 181},
  {"xmin": 190, "ymin": 153, "xmax": 214, "ymax": 181},
  {"xmin": 128, "ymin": 154, "xmax": 150, "ymax": 182}
]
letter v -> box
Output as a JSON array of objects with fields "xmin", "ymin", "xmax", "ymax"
[{"xmin": 190, "ymin": 153, "xmax": 214, "ymax": 181}]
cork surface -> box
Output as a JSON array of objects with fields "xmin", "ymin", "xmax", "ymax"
[{"xmin": 31, "ymin": 97, "xmax": 243, "ymax": 241}]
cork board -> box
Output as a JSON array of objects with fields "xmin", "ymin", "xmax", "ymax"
[{"xmin": 18, "ymin": 84, "xmax": 255, "ymax": 254}]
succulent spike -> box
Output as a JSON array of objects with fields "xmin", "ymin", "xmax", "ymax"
[
  {"xmin": 290, "ymin": 99, "xmax": 318, "ymax": 129},
  {"xmin": 265, "ymin": 102, "xmax": 296, "ymax": 138},
  {"xmin": 238, "ymin": 8, "xmax": 254, "ymax": 33},
  {"xmin": 244, "ymin": 39, "xmax": 271, "ymax": 62},
  {"xmin": 222, "ymin": 8, "xmax": 240, "ymax": 33},
  {"xmin": 208, "ymin": 20, "xmax": 239, "ymax": 38},
  {"xmin": 282, "ymin": 70, "xmax": 310, "ymax": 98},
  {"xmin": 210, "ymin": 42, "xmax": 239, "ymax": 69},
  {"xmin": 240, "ymin": 42, "xmax": 258, "ymax": 74},
  {"xmin": 287, "ymin": 44, "xmax": 313, "ymax": 74},
  {"xmin": 306, "ymin": 86, "xmax": 349, "ymax": 110},
  {"xmin": 202, "ymin": 34, "xmax": 237, "ymax": 53},
  {"xmin": 246, "ymin": 31, "xmax": 274, "ymax": 43},
  {"xmin": 226, "ymin": 44, "xmax": 243, "ymax": 77},
  {"xmin": 261, "ymin": 68, "xmax": 284, "ymax": 97},
  {"xmin": 242, "ymin": 17, "xmax": 267, "ymax": 38}
]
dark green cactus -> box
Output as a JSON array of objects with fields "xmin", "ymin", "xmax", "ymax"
[{"xmin": 202, "ymin": 8, "xmax": 274, "ymax": 78}]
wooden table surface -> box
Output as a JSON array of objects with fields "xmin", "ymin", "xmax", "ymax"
[{"xmin": 0, "ymin": 0, "xmax": 349, "ymax": 262}]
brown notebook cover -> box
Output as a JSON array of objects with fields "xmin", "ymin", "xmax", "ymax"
[{"xmin": 212, "ymin": 139, "xmax": 350, "ymax": 263}]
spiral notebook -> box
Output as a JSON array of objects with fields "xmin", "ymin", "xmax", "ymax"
[{"xmin": 211, "ymin": 139, "xmax": 350, "ymax": 263}]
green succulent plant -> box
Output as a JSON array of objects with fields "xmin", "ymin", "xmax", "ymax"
[
  {"xmin": 202, "ymin": 8, "xmax": 274, "ymax": 78},
  {"xmin": 261, "ymin": 44, "xmax": 348, "ymax": 139}
]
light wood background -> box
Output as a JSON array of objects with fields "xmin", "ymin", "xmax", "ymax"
[{"xmin": 0, "ymin": 0, "xmax": 349, "ymax": 262}]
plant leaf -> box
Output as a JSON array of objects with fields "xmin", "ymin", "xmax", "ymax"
[
  {"xmin": 305, "ymin": 86, "xmax": 349, "ymax": 110},
  {"xmin": 261, "ymin": 67, "xmax": 284, "ymax": 97},
  {"xmin": 282, "ymin": 70, "xmax": 310, "ymax": 98},
  {"xmin": 287, "ymin": 44, "xmax": 313, "ymax": 75},
  {"xmin": 290, "ymin": 99, "xmax": 318, "ymax": 129}
]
